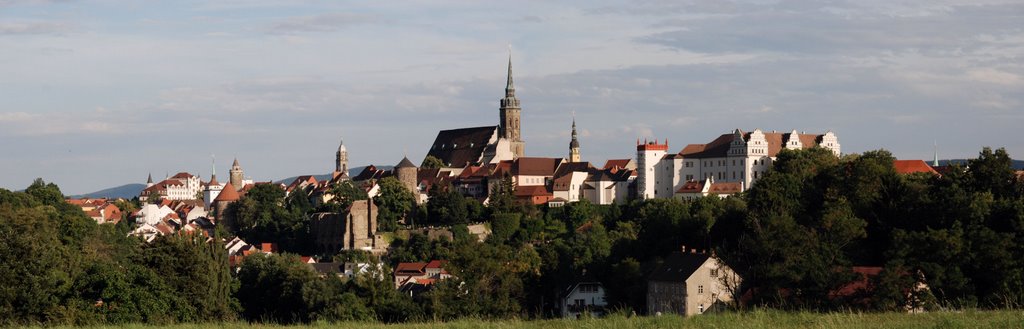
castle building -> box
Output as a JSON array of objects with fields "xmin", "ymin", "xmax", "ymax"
[
  {"xmin": 140, "ymin": 172, "xmax": 203, "ymax": 201},
  {"xmin": 637, "ymin": 129, "xmax": 840, "ymax": 199},
  {"xmin": 425, "ymin": 53, "xmax": 524, "ymax": 168},
  {"xmin": 311, "ymin": 199, "xmax": 384, "ymax": 254}
]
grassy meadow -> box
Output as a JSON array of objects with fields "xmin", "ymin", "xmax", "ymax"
[{"xmin": 40, "ymin": 310, "xmax": 1024, "ymax": 329}]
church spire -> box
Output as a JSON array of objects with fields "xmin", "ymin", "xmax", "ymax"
[
  {"xmin": 933, "ymin": 141, "xmax": 939, "ymax": 167},
  {"xmin": 336, "ymin": 138, "xmax": 349, "ymax": 176},
  {"xmin": 499, "ymin": 46, "xmax": 524, "ymax": 158},
  {"xmin": 505, "ymin": 49, "xmax": 515, "ymax": 97},
  {"xmin": 569, "ymin": 113, "xmax": 580, "ymax": 162}
]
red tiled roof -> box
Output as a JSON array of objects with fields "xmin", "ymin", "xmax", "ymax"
[
  {"xmin": 514, "ymin": 157, "xmax": 562, "ymax": 176},
  {"xmin": 514, "ymin": 185, "xmax": 552, "ymax": 198},
  {"xmin": 676, "ymin": 180, "xmax": 706, "ymax": 193},
  {"xmin": 214, "ymin": 183, "xmax": 240, "ymax": 202},
  {"xmin": 709, "ymin": 182, "xmax": 742, "ymax": 194},
  {"xmin": 602, "ymin": 159, "xmax": 632, "ymax": 170},
  {"xmin": 893, "ymin": 160, "xmax": 939, "ymax": 175}
]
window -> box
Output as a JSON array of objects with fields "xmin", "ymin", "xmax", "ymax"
[
  {"xmin": 698, "ymin": 285, "xmax": 704, "ymax": 294},
  {"xmin": 575, "ymin": 299, "xmax": 585, "ymax": 307},
  {"xmin": 711, "ymin": 269, "xmax": 718, "ymax": 277}
]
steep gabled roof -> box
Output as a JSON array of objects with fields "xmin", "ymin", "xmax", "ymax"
[
  {"xmin": 649, "ymin": 252, "xmax": 711, "ymax": 282},
  {"xmin": 426, "ymin": 126, "xmax": 498, "ymax": 168}
]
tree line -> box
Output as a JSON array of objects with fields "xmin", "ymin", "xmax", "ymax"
[{"xmin": 1, "ymin": 146, "xmax": 1022, "ymax": 325}]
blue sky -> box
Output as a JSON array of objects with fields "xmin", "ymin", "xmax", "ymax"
[{"xmin": 1, "ymin": 0, "xmax": 1021, "ymax": 195}]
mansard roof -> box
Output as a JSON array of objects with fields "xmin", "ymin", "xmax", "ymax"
[{"xmin": 426, "ymin": 126, "xmax": 498, "ymax": 168}]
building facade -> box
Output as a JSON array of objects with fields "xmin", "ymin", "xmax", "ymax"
[{"xmin": 638, "ymin": 129, "xmax": 840, "ymax": 199}]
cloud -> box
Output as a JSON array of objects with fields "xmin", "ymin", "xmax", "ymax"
[
  {"xmin": 0, "ymin": 20, "xmax": 69, "ymax": 35},
  {"xmin": 268, "ymin": 13, "xmax": 379, "ymax": 34}
]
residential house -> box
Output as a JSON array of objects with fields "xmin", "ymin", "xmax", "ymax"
[
  {"xmin": 394, "ymin": 260, "xmax": 450, "ymax": 291},
  {"xmin": 561, "ymin": 281, "xmax": 608, "ymax": 318},
  {"xmin": 647, "ymin": 249, "xmax": 739, "ymax": 316}
]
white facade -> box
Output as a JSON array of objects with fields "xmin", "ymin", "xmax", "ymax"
[
  {"xmin": 638, "ymin": 129, "xmax": 840, "ymax": 200},
  {"xmin": 136, "ymin": 204, "xmax": 175, "ymax": 226},
  {"xmin": 562, "ymin": 282, "xmax": 608, "ymax": 318}
]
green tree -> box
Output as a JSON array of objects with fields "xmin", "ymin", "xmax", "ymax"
[
  {"xmin": 421, "ymin": 155, "xmax": 445, "ymax": 169},
  {"xmin": 375, "ymin": 177, "xmax": 415, "ymax": 232}
]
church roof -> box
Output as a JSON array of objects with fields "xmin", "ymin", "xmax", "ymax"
[
  {"xmin": 214, "ymin": 183, "xmax": 240, "ymax": 202},
  {"xmin": 425, "ymin": 126, "xmax": 498, "ymax": 168}
]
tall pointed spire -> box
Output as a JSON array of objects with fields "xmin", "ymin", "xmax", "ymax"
[
  {"xmin": 210, "ymin": 154, "xmax": 219, "ymax": 184},
  {"xmin": 505, "ymin": 46, "xmax": 515, "ymax": 97},
  {"xmin": 569, "ymin": 112, "xmax": 580, "ymax": 162},
  {"xmin": 933, "ymin": 141, "xmax": 939, "ymax": 167},
  {"xmin": 499, "ymin": 45, "xmax": 524, "ymax": 158},
  {"xmin": 147, "ymin": 173, "xmax": 153, "ymax": 184}
]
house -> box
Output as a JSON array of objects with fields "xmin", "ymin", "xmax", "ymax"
[
  {"xmin": 67, "ymin": 198, "xmax": 123, "ymax": 224},
  {"xmin": 647, "ymin": 249, "xmax": 739, "ymax": 316},
  {"xmin": 561, "ymin": 281, "xmax": 608, "ymax": 318},
  {"xmin": 394, "ymin": 260, "xmax": 451, "ymax": 291}
]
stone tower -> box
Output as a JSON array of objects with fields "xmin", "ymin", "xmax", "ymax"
[
  {"xmin": 569, "ymin": 117, "xmax": 581, "ymax": 163},
  {"xmin": 395, "ymin": 157, "xmax": 418, "ymax": 196},
  {"xmin": 336, "ymin": 139, "xmax": 349, "ymax": 177},
  {"xmin": 230, "ymin": 158, "xmax": 244, "ymax": 190},
  {"xmin": 499, "ymin": 53, "xmax": 525, "ymax": 158}
]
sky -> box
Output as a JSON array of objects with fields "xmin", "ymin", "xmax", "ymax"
[{"xmin": 1, "ymin": 0, "xmax": 1021, "ymax": 195}]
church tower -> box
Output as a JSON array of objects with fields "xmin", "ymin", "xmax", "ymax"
[
  {"xmin": 499, "ymin": 52, "xmax": 525, "ymax": 158},
  {"xmin": 336, "ymin": 139, "xmax": 349, "ymax": 178},
  {"xmin": 569, "ymin": 117, "xmax": 581, "ymax": 163},
  {"xmin": 229, "ymin": 158, "xmax": 244, "ymax": 190}
]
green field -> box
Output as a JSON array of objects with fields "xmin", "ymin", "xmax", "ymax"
[{"xmin": 42, "ymin": 310, "xmax": 1024, "ymax": 329}]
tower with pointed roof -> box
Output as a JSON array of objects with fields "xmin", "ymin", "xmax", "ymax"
[
  {"xmin": 499, "ymin": 51, "xmax": 525, "ymax": 158},
  {"xmin": 569, "ymin": 117, "xmax": 581, "ymax": 163},
  {"xmin": 146, "ymin": 173, "xmax": 154, "ymax": 188},
  {"xmin": 395, "ymin": 156, "xmax": 419, "ymax": 197},
  {"xmin": 336, "ymin": 139, "xmax": 349, "ymax": 178},
  {"xmin": 204, "ymin": 157, "xmax": 224, "ymax": 209},
  {"xmin": 230, "ymin": 158, "xmax": 244, "ymax": 190}
]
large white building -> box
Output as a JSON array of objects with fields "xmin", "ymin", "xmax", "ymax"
[{"xmin": 637, "ymin": 129, "xmax": 840, "ymax": 199}]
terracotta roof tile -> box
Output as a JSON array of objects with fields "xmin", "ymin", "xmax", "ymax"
[{"xmin": 893, "ymin": 160, "xmax": 939, "ymax": 175}]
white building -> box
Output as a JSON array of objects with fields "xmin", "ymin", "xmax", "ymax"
[
  {"xmin": 140, "ymin": 172, "xmax": 204, "ymax": 201},
  {"xmin": 637, "ymin": 129, "xmax": 840, "ymax": 199},
  {"xmin": 561, "ymin": 281, "xmax": 608, "ymax": 318}
]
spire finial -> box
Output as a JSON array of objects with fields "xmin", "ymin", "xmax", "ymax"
[{"xmin": 211, "ymin": 154, "xmax": 217, "ymax": 180}]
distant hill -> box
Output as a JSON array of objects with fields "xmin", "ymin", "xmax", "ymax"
[
  {"xmin": 273, "ymin": 166, "xmax": 393, "ymax": 185},
  {"xmin": 937, "ymin": 159, "xmax": 1024, "ymax": 169},
  {"xmin": 69, "ymin": 183, "xmax": 145, "ymax": 199}
]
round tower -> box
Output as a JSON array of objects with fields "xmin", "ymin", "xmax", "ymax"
[
  {"xmin": 395, "ymin": 157, "xmax": 418, "ymax": 196},
  {"xmin": 229, "ymin": 158, "xmax": 244, "ymax": 190}
]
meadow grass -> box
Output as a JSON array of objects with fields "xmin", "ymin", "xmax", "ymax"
[{"xmin": 38, "ymin": 309, "xmax": 1024, "ymax": 329}]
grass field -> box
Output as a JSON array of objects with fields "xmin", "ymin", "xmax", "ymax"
[{"xmin": 42, "ymin": 310, "xmax": 1024, "ymax": 329}]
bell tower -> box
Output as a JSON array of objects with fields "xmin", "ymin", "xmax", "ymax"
[{"xmin": 499, "ymin": 50, "xmax": 525, "ymax": 158}]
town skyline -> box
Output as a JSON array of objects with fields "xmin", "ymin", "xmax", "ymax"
[{"xmin": 2, "ymin": 1, "xmax": 1021, "ymax": 195}]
